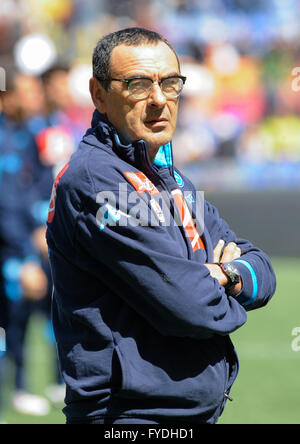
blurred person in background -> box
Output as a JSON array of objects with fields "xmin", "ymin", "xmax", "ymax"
[
  {"xmin": 31, "ymin": 64, "xmax": 80, "ymax": 405},
  {"xmin": 41, "ymin": 64, "xmax": 86, "ymax": 146},
  {"xmin": 0, "ymin": 66, "xmax": 82, "ymax": 415},
  {"xmin": 0, "ymin": 70, "xmax": 52, "ymax": 417}
]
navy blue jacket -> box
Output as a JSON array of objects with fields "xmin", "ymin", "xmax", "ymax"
[{"xmin": 47, "ymin": 110, "xmax": 276, "ymax": 423}]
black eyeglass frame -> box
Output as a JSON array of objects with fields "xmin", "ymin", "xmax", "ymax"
[{"xmin": 97, "ymin": 75, "xmax": 187, "ymax": 97}]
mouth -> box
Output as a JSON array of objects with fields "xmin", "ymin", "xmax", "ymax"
[{"xmin": 145, "ymin": 117, "xmax": 168, "ymax": 128}]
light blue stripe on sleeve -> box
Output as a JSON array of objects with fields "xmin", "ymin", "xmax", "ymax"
[{"xmin": 234, "ymin": 259, "xmax": 258, "ymax": 306}]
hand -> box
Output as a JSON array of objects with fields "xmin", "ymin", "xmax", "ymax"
[
  {"xmin": 31, "ymin": 226, "xmax": 48, "ymax": 260},
  {"xmin": 213, "ymin": 239, "xmax": 241, "ymax": 263},
  {"xmin": 20, "ymin": 262, "xmax": 48, "ymax": 301},
  {"xmin": 204, "ymin": 262, "xmax": 229, "ymax": 287},
  {"xmin": 204, "ymin": 262, "xmax": 243, "ymax": 295},
  {"xmin": 204, "ymin": 239, "xmax": 243, "ymax": 295}
]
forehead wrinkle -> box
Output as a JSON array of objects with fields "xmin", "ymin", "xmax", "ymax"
[{"xmin": 110, "ymin": 43, "xmax": 180, "ymax": 79}]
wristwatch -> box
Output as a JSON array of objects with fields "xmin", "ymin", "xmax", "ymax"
[{"xmin": 219, "ymin": 262, "xmax": 241, "ymax": 292}]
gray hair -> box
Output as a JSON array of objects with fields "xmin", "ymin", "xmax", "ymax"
[{"xmin": 92, "ymin": 27, "xmax": 180, "ymax": 90}]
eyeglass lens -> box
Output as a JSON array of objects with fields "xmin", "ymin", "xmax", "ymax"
[{"xmin": 129, "ymin": 77, "xmax": 184, "ymax": 98}]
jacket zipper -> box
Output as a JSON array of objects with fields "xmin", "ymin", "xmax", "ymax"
[{"xmin": 137, "ymin": 141, "xmax": 192, "ymax": 259}]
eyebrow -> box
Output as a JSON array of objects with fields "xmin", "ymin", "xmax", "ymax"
[{"xmin": 125, "ymin": 72, "xmax": 182, "ymax": 80}]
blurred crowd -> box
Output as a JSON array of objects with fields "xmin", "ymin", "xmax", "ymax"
[
  {"xmin": 1, "ymin": 0, "xmax": 300, "ymax": 169},
  {"xmin": 0, "ymin": 0, "xmax": 300, "ymax": 421}
]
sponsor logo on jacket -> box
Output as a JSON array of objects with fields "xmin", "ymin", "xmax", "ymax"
[
  {"xmin": 172, "ymin": 189, "xmax": 205, "ymax": 252},
  {"xmin": 97, "ymin": 203, "xmax": 131, "ymax": 231},
  {"xmin": 124, "ymin": 171, "xmax": 159, "ymax": 195}
]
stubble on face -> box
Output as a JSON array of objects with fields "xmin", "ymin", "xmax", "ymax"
[{"xmin": 102, "ymin": 42, "xmax": 181, "ymax": 158}]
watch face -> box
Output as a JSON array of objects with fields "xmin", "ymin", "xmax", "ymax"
[{"xmin": 222, "ymin": 263, "xmax": 241, "ymax": 284}]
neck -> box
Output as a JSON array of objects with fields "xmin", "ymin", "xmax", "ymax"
[
  {"xmin": 147, "ymin": 146, "xmax": 160, "ymax": 164},
  {"xmin": 114, "ymin": 129, "xmax": 159, "ymax": 165}
]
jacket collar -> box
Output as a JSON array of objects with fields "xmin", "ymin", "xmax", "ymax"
[{"xmin": 88, "ymin": 109, "xmax": 174, "ymax": 174}]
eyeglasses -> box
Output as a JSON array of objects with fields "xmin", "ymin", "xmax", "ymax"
[{"xmin": 99, "ymin": 75, "xmax": 186, "ymax": 100}]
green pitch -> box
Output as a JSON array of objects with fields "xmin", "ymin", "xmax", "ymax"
[
  {"xmin": 1, "ymin": 257, "xmax": 299, "ymax": 424},
  {"xmin": 219, "ymin": 257, "xmax": 300, "ymax": 424}
]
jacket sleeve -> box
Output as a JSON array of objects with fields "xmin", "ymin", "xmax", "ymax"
[
  {"xmin": 204, "ymin": 200, "xmax": 276, "ymax": 311},
  {"xmin": 71, "ymin": 170, "xmax": 247, "ymax": 341}
]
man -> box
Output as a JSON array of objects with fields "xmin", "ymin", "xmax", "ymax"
[
  {"xmin": 46, "ymin": 28, "xmax": 276, "ymax": 425},
  {"xmin": 0, "ymin": 71, "xmax": 52, "ymax": 416},
  {"xmin": 0, "ymin": 72, "xmax": 48, "ymax": 302}
]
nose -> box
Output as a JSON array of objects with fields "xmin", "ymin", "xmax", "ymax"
[{"xmin": 148, "ymin": 82, "xmax": 167, "ymax": 107}]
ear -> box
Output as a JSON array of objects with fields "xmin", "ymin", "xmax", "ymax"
[{"xmin": 89, "ymin": 77, "xmax": 107, "ymax": 114}]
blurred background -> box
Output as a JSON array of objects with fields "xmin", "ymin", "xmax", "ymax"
[{"xmin": 0, "ymin": 0, "xmax": 299, "ymax": 424}]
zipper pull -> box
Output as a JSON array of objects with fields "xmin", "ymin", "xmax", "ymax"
[{"xmin": 224, "ymin": 391, "xmax": 233, "ymax": 402}]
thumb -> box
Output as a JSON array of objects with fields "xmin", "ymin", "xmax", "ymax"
[{"xmin": 213, "ymin": 239, "xmax": 225, "ymax": 263}]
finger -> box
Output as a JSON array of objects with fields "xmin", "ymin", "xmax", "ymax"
[
  {"xmin": 220, "ymin": 242, "xmax": 239, "ymax": 263},
  {"xmin": 213, "ymin": 239, "xmax": 225, "ymax": 262},
  {"xmin": 230, "ymin": 246, "xmax": 242, "ymax": 261}
]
